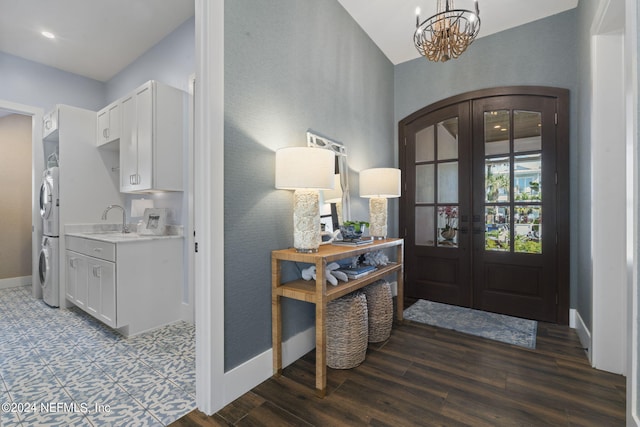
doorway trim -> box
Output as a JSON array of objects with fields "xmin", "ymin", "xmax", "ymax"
[
  {"xmin": 194, "ymin": 0, "xmax": 225, "ymax": 414},
  {"xmin": 0, "ymin": 100, "xmax": 44, "ymax": 300},
  {"xmin": 399, "ymin": 86, "xmax": 570, "ymax": 324}
]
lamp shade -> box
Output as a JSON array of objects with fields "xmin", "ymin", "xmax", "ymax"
[
  {"xmin": 322, "ymin": 174, "xmax": 343, "ymax": 203},
  {"xmin": 275, "ymin": 147, "xmax": 335, "ymax": 190},
  {"xmin": 359, "ymin": 168, "xmax": 401, "ymax": 198}
]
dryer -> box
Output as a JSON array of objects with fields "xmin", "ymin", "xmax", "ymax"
[
  {"xmin": 40, "ymin": 166, "xmax": 60, "ymax": 237},
  {"xmin": 39, "ymin": 236, "xmax": 59, "ymax": 307}
]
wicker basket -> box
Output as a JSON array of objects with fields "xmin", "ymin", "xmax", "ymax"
[
  {"xmin": 363, "ymin": 280, "xmax": 393, "ymax": 343},
  {"xmin": 326, "ymin": 292, "xmax": 368, "ymax": 369}
]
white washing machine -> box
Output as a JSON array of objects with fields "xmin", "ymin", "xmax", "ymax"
[
  {"xmin": 39, "ymin": 236, "xmax": 59, "ymax": 307},
  {"xmin": 40, "ymin": 166, "xmax": 60, "ymax": 237}
]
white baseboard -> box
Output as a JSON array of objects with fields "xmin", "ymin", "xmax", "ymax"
[
  {"xmin": 221, "ymin": 325, "xmax": 316, "ymax": 406},
  {"xmin": 572, "ymin": 308, "xmax": 592, "ymax": 362},
  {"xmin": 180, "ymin": 302, "xmax": 194, "ymax": 325},
  {"xmin": 0, "ymin": 276, "xmax": 32, "ymax": 290}
]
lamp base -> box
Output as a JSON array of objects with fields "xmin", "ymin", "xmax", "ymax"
[
  {"xmin": 370, "ymin": 235, "xmax": 386, "ymax": 240},
  {"xmin": 293, "ymin": 189, "xmax": 321, "ymax": 253},
  {"xmin": 369, "ymin": 198, "xmax": 388, "ymax": 238},
  {"xmin": 295, "ymin": 247, "xmax": 319, "ymax": 253}
]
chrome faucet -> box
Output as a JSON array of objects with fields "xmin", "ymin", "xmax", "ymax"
[{"xmin": 101, "ymin": 204, "xmax": 129, "ymax": 233}]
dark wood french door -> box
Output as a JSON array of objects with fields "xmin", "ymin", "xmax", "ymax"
[{"xmin": 399, "ymin": 87, "xmax": 569, "ymax": 324}]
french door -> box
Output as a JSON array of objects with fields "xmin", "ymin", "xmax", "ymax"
[{"xmin": 399, "ymin": 87, "xmax": 569, "ymax": 323}]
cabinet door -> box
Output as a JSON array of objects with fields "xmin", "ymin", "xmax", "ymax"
[
  {"xmin": 97, "ymin": 109, "xmax": 109, "ymax": 145},
  {"xmin": 65, "ymin": 252, "xmax": 77, "ymax": 303},
  {"xmin": 66, "ymin": 252, "xmax": 88, "ymax": 310},
  {"xmin": 120, "ymin": 94, "xmax": 137, "ymax": 192},
  {"xmin": 42, "ymin": 108, "xmax": 59, "ymax": 140},
  {"xmin": 135, "ymin": 83, "xmax": 153, "ymax": 191},
  {"xmin": 107, "ymin": 103, "xmax": 120, "ymax": 142},
  {"xmin": 98, "ymin": 101, "xmax": 121, "ymax": 146},
  {"xmin": 86, "ymin": 258, "xmax": 116, "ymax": 328}
]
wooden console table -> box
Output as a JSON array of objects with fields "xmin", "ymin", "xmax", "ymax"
[{"xmin": 271, "ymin": 238, "xmax": 404, "ymax": 397}]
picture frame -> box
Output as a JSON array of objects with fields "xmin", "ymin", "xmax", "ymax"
[{"xmin": 139, "ymin": 208, "xmax": 167, "ymax": 235}]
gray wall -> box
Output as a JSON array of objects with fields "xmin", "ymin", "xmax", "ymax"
[
  {"xmin": 224, "ymin": 0, "xmax": 394, "ymax": 370},
  {"xmin": 106, "ymin": 16, "xmax": 195, "ymax": 102},
  {"xmin": 0, "ymin": 52, "xmax": 104, "ymax": 112},
  {"xmin": 394, "ymin": 10, "xmax": 579, "ymax": 311}
]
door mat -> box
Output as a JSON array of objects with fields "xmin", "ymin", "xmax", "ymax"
[{"xmin": 403, "ymin": 299, "xmax": 537, "ymax": 349}]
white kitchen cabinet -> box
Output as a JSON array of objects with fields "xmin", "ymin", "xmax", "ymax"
[
  {"xmin": 66, "ymin": 236, "xmax": 117, "ymax": 328},
  {"xmin": 96, "ymin": 100, "xmax": 121, "ymax": 146},
  {"xmin": 65, "ymin": 251, "xmax": 87, "ymax": 310},
  {"xmin": 86, "ymin": 257, "xmax": 116, "ymax": 327},
  {"xmin": 65, "ymin": 234, "xmax": 183, "ymax": 337},
  {"xmin": 120, "ymin": 80, "xmax": 185, "ymax": 193},
  {"xmin": 42, "ymin": 107, "xmax": 59, "ymax": 141}
]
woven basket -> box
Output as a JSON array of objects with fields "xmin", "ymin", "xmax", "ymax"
[
  {"xmin": 326, "ymin": 292, "xmax": 368, "ymax": 369},
  {"xmin": 363, "ymin": 280, "xmax": 393, "ymax": 343}
]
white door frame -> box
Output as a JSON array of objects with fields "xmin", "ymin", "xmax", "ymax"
[
  {"xmin": 625, "ymin": 0, "xmax": 640, "ymax": 423},
  {"xmin": 0, "ymin": 100, "xmax": 44, "ymax": 299},
  {"xmin": 194, "ymin": 0, "xmax": 226, "ymax": 414}
]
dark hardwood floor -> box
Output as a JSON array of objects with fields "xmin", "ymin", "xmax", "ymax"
[{"xmin": 170, "ymin": 315, "xmax": 626, "ymax": 426}]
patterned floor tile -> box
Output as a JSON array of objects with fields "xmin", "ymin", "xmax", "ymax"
[
  {"xmin": 133, "ymin": 381, "xmax": 197, "ymax": 425},
  {"xmin": 0, "ymin": 286, "xmax": 196, "ymax": 426}
]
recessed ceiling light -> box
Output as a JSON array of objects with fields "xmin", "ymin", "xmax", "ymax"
[
  {"xmin": 493, "ymin": 125, "xmax": 501, "ymax": 129},
  {"xmin": 500, "ymin": 128, "xmax": 507, "ymax": 132},
  {"xmin": 41, "ymin": 31, "xmax": 55, "ymax": 39}
]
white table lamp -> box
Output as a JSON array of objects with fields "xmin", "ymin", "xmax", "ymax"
[
  {"xmin": 360, "ymin": 168, "xmax": 401, "ymax": 239},
  {"xmin": 276, "ymin": 147, "xmax": 335, "ymax": 252}
]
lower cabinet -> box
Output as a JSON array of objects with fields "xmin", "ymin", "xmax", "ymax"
[
  {"xmin": 65, "ymin": 235, "xmax": 183, "ymax": 336},
  {"xmin": 66, "ymin": 251, "xmax": 116, "ymax": 328}
]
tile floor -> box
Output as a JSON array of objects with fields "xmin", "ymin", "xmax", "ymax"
[{"xmin": 0, "ymin": 286, "xmax": 196, "ymax": 426}]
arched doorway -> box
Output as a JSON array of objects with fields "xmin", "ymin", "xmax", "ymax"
[{"xmin": 399, "ymin": 86, "xmax": 569, "ymax": 324}]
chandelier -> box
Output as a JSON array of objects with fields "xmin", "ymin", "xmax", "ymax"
[{"xmin": 414, "ymin": 0, "xmax": 481, "ymax": 62}]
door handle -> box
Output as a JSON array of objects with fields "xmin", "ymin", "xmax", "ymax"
[{"xmin": 93, "ymin": 266, "xmax": 101, "ymax": 278}]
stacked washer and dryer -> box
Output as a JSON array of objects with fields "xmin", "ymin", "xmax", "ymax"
[{"xmin": 39, "ymin": 163, "xmax": 60, "ymax": 307}]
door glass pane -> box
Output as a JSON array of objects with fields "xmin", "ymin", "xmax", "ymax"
[
  {"xmin": 416, "ymin": 164, "xmax": 435, "ymax": 203},
  {"xmin": 514, "ymin": 110, "xmax": 542, "ymax": 152},
  {"xmin": 437, "ymin": 118, "xmax": 458, "ymax": 160},
  {"xmin": 485, "ymin": 158, "xmax": 510, "ymax": 203},
  {"xmin": 437, "ymin": 205, "xmax": 458, "ymax": 248},
  {"xmin": 514, "ymin": 154, "xmax": 542, "ymax": 202},
  {"xmin": 485, "ymin": 206, "xmax": 510, "ymax": 251},
  {"xmin": 438, "ymin": 161, "xmax": 458, "ymax": 203},
  {"xmin": 416, "ymin": 125, "xmax": 434, "ymax": 162},
  {"xmin": 484, "ymin": 110, "xmax": 510, "ymax": 155},
  {"xmin": 515, "ymin": 206, "xmax": 542, "ymax": 254},
  {"xmin": 415, "ymin": 206, "xmax": 435, "ymax": 246}
]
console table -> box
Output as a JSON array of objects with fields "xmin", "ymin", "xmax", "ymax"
[{"xmin": 271, "ymin": 238, "xmax": 404, "ymax": 397}]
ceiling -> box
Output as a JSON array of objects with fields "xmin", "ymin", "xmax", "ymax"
[
  {"xmin": 0, "ymin": 0, "xmax": 195, "ymax": 82},
  {"xmin": 337, "ymin": 0, "xmax": 579, "ymax": 64},
  {"xmin": 0, "ymin": 1, "xmax": 578, "ymax": 83}
]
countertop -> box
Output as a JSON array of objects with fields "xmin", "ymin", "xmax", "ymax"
[{"xmin": 65, "ymin": 223, "xmax": 183, "ymax": 244}]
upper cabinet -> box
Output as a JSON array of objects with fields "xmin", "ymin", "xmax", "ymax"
[
  {"xmin": 96, "ymin": 100, "xmax": 121, "ymax": 146},
  {"xmin": 119, "ymin": 80, "xmax": 186, "ymax": 193},
  {"xmin": 43, "ymin": 107, "xmax": 59, "ymax": 141}
]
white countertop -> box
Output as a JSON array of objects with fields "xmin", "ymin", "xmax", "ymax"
[{"xmin": 65, "ymin": 223, "xmax": 183, "ymax": 243}]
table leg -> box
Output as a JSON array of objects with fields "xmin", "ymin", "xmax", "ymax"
[
  {"xmin": 397, "ymin": 243, "xmax": 404, "ymax": 322},
  {"xmin": 315, "ymin": 301, "xmax": 326, "ymax": 397},
  {"xmin": 315, "ymin": 259, "xmax": 327, "ymax": 397},
  {"xmin": 272, "ymin": 258, "xmax": 282, "ymax": 376}
]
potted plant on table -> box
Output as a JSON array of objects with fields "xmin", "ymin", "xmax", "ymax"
[{"xmin": 340, "ymin": 220, "xmax": 369, "ymax": 240}]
